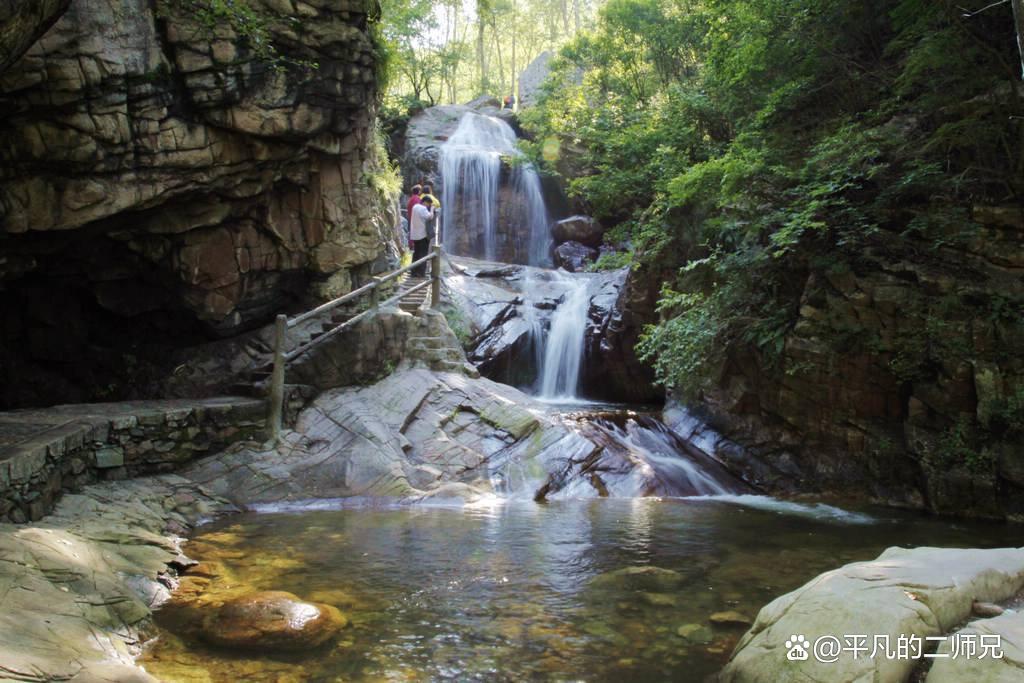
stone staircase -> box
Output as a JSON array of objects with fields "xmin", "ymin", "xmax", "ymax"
[
  {"xmin": 406, "ymin": 331, "xmax": 471, "ymax": 373},
  {"xmin": 397, "ymin": 275, "xmax": 431, "ymax": 313}
]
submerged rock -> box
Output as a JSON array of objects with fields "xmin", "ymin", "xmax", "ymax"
[
  {"xmin": 591, "ymin": 566, "xmax": 684, "ymax": 593},
  {"xmin": 641, "ymin": 592, "xmax": 679, "ymax": 608},
  {"xmin": 201, "ymin": 591, "xmax": 347, "ymax": 652},
  {"xmin": 677, "ymin": 624, "xmax": 714, "ymax": 643},
  {"xmin": 709, "ymin": 611, "xmax": 752, "ymax": 627}
]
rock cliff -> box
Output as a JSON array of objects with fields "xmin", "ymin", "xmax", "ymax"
[
  {"xmin": 644, "ymin": 208, "xmax": 1024, "ymax": 518},
  {"xmin": 0, "ymin": 0, "xmax": 400, "ymax": 408}
]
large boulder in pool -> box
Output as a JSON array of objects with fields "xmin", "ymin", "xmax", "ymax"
[
  {"xmin": 200, "ymin": 591, "xmax": 347, "ymax": 651},
  {"xmin": 720, "ymin": 547, "xmax": 1024, "ymax": 683}
]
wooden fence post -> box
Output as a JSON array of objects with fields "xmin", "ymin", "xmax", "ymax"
[
  {"xmin": 370, "ymin": 276, "xmax": 382, "ymax": 309},
  {"xmin": 267, "ymin": 314, "xmax": 287, "ymax": 442},
  {"xmin": 431, "ymin": 245, "xmax": 442, "ymax": 308}
]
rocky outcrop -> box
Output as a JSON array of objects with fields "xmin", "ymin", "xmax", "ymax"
[
  {"xmin": 183, "ymin": 366, "xmax": 742, "ymax": 505},
  {"xmin": 288, "ymin": 307, "xmax": 476, "ymax": 390},
  {"xmin": 552, "ymin": 215, "xmax": 604, "ymax": 247},
  {"xmin": 554, "ymin": 240, "xmax": 597, "ymax": 272},
  {"xmin": 445, "ymin": 255, "xmax": 656, "ymax": 402},
  {"xmin": 0, "ymin": 475, "xmax": 229, "ymax": 682},
  {"xmin": 447, "ymin": 257, "xmax": 571, "ymax": 388},
  {"xmin": 674, "ymin": 208, "xmax": 1024, "ymax": 518},
  {"xmin": 0, "ymin": 0, "xmax": 70, "ymax": 73},
  {"xmin": 0, "ymin": 0, "xmax": 400, "ymax": 408},
  {"xmin": 580, "ymin": 266, "xmax": 662, "ymax": 402},
  {"xmin": 721, "ymin": 546, "xmax": 1024, "ymax": 683}
]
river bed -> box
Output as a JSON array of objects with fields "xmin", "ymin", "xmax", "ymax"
[{"xmin": 139, "ymin": 497, "xmax": 1023, "ymax": 682}]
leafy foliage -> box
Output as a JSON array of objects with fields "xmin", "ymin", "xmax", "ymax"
[
  {"xmin": 525, "ymin": 0, "xmax": 1022, "ymax": 405},
  {"xmin": 160, "ymin": 0, "xmax": 319, "ymax": 71}
]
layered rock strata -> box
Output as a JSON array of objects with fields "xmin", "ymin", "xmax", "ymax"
[{"xmin": 0, "ymin": 0, "xmax": 400, "ymax": 408}]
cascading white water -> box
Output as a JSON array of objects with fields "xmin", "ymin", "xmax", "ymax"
[
  {"xmin": 537, "ymin": 275, "xmax": 591, "ymax": 399},
  {"xmin": 440, "ymin": 112, "xmax": 551, "ymax": 265}
]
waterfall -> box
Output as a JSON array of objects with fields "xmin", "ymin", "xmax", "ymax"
[
  {"xmin": 537, "ymin": 275, "xmax": 590, "ymax": 399},
  {"xmin": 440, "ymin": 112, "xmax": 551, "ymax": 265}
]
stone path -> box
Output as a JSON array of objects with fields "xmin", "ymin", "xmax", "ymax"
[{"xmin": 0, "ymin": 397, "xmax": 265, "ymax": 523}]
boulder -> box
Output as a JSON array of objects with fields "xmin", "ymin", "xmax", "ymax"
[
  {"xmin": 926, "ymin": 610, "xmax": 1024, "ymax": 682},
  {"xmin": 720, "ymin": 546, "xmax": 1024, "ymax": 683},
  {"xmin": 552, "ymin": 216, "xmax": 605, "ymax": 247},
  {"xmin": 200, "ymin": 591, "xmax": 347, "ymax": 651},
  {"xmin": 554, "ymin": 241, "xmax": 598, "ymax": 272}
]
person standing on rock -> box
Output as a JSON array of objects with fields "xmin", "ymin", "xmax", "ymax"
[
  {"xmin": 405, "ymin": 184, "xmax": 422, "ymax": 248},
  {"xmin": 420, "ymin": 184, "xmax": 441, "ymax": 245},
  {"xmin": 410, "ymin": 195, "xmax": 436, "ymax": 277}
]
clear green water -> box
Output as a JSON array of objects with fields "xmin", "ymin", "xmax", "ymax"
[{"xmin": 140, "ymin": 497, "xmax": 1023, "ymax": 682}]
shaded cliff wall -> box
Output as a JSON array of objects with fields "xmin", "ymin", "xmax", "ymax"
[
  {"xmin": 0, "ymin": 0, "xmax": 401, "ymax": 408},
  {"xmin": 629, "ymin": 207, "xmax": 1024, "ymax": 519}
]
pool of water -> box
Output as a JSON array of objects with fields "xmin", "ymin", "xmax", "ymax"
[{"xmin": 140, "ymin": 497, "xmax": 1024, "ymax": 682}]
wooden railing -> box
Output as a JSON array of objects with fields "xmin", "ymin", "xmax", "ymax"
[{"xmin": 267, "ymin": 244, "xmax": 444, "ymax": 440}]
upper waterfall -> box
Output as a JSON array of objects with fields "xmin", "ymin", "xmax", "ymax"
[{"xmin": 439, "ymin": 112, "xmax": 551, "ymax": 266}]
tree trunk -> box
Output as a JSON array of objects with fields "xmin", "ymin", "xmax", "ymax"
[
  {"xmin": 477, "ymin": 0, "xmax": 487, "ymax": 95},
  {"xmin": 1013, "ymin": 0, "xmax": 1024, "ymax": 78},
  {"xmin": 511, "ymin": 8, "xmax": 517, "ymax": 105}
]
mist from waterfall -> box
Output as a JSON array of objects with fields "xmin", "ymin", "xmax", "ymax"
[
  {"xmin": 440, "ymin": 112, "xmax": 551, "ymax": 265},
  {"xmin": 537, "ymin": 275, "xmax": 590, "ymax": 400}
]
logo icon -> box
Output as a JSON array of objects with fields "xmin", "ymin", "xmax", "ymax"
[{"xmin": 785, "ymin": 634, "xmax": 810, "ymax": 661}]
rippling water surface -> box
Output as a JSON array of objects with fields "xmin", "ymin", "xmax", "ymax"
[{"xmin": 140, "ymin": 498, "xmax": 1022, "ymax": 682}]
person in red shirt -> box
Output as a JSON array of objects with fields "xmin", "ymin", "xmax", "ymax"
[{"xmin": 406, "ymin": 184, "xmax": 422, "ymax": 248}]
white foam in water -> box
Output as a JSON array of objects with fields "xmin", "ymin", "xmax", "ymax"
[
  {"xmin": 246, "ymin": 498, "xmax": 403, "ymax": 514},
  {"xmin": 691, "ymin": 494, "xmax": 877, "ymax": 524},
  {"xmin": 538, "ymin": 274, "xmax": 590, "ymax": 400}
]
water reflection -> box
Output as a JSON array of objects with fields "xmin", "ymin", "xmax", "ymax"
[{"xmin": 140, "ymin": 498, "xmax": 1024, "ymax": 682}]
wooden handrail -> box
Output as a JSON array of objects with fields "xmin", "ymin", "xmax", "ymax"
[
  {"xmin": 287, "ymin": 252, "xmax": 435, "ymax": 328},
  {"xmin": 266, "ymin": 245, "xmax": 445, "ymax": 441}
]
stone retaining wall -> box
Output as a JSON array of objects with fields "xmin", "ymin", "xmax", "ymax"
[{"xmin": 0, "ymin": 397, "xmax": 265, "ymax": 523}]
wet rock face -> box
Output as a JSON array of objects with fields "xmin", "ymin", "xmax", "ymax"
[
  {"xmin": 401, "ymin": 102, "xmax": 568, "ymax": 265},
  {"xmin": 0, "ymin": 0, "xmax": 400, "ymax": 407},
  {"xmin": 554, "ymin": 241, "xmax": 597, "ymax": 272},
  {"xmin": 552, "ymin": 215, "xmax": 604, "ymax": 248},
  {"xmin": 201, "ymin": 591, "xmax": 347, "ymax": 651},
  {"xmin": 446, "ymin": 256, "xmax": 659, "ymax": 402},
  {"xmin": 402, "ymin": 101, "xmax": 517, "ymax": 191}
]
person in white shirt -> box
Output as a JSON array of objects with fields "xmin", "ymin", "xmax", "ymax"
[{"xmin": 409, "ymin": 195, "xmax": 436, "ymax": 276}]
